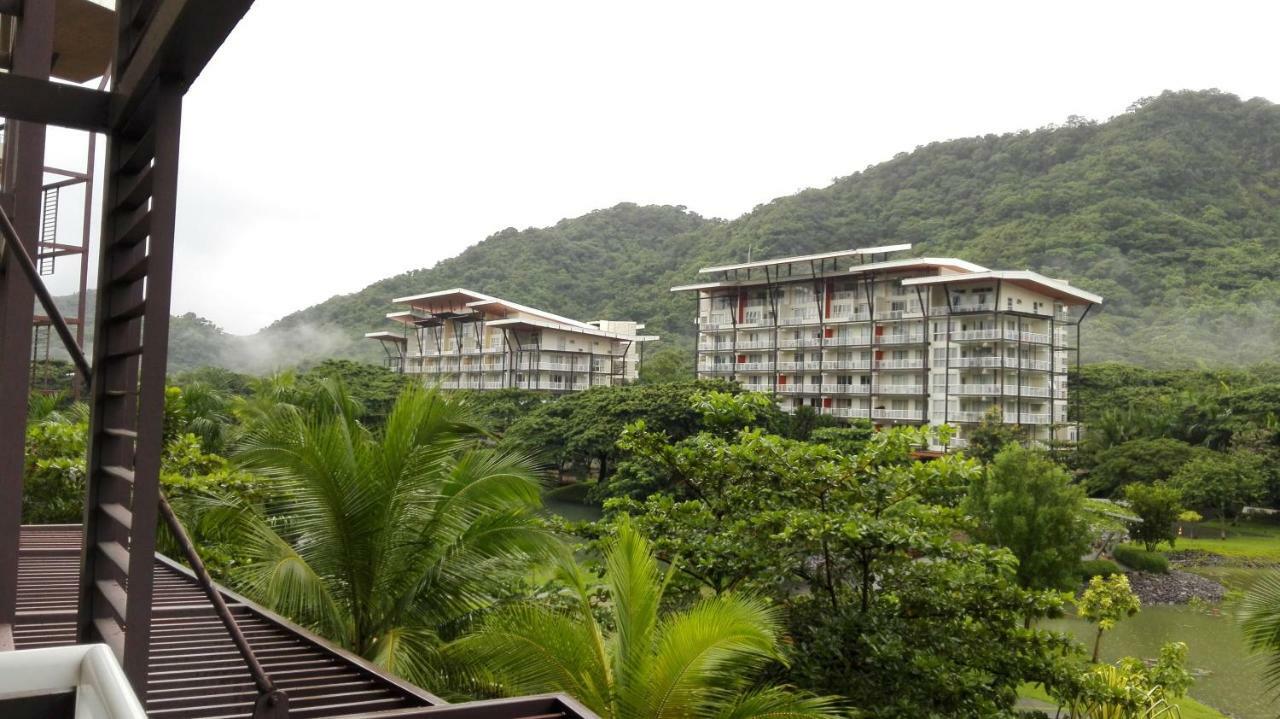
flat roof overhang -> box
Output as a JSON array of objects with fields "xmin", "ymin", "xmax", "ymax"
[
  {"xmin": 901, "ymin": 270, "xmax": 1103, "ymax": 305},
  {"xmin": 486, "ymin": 318, "xmax": 655, "ymax": 342},
  {"xmin": 696, "ymin": 243, "xmax": 912, "ymax": 274},
  {"xmin": 671, "ymin": 256, "xmax": 989, "ymax": 293},
  {"xmin": 364, "ymin": 331, "xmax": 407, "ymax": 343}
]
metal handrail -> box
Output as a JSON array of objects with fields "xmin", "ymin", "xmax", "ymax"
[
  {"xmin": 0, "ymin": 204, "xmax": 90, "ymax": 380},
  {"xmin": 158, "ymin": 494, "xmax": 289, "ymax": 718}
]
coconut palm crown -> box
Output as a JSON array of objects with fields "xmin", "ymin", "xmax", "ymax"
[
  {"xmin": 204, "ymin": 380, "xmax": 556, "ymax": 683},
  {"xmin": 449, "ymin": 519, "xmax": 841, "ymax": 719}
]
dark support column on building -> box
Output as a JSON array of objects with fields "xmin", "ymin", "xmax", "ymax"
[
  {"xmin": 914, "ymin": 284, "xmax": 930, "ymax": 430},
  {"xmin": 942, "ymin": 283, "xmax": 953, "ymax": 427},
  {"xmin": 1016, "ymin": 314, "xmax": 1024, "ymax": 430},
  {"xmin": 764, "ymin": 266, "xmax": 780, "ymax": 396},
  {"xmin": 0, "ymin": 0, "xmax": 56, "ymax": 651}
]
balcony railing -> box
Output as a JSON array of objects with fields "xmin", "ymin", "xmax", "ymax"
[
  {"xmin": 875, "ymin": 358, "xmax": 924, "ymax": 370},
  {"xmin": 872, "ymin": 408, "xmax": 924, "ymax": 421},
  {"xmin": 873, "ymin": 384, "xmax": 925, "ymax": 395},
  {"xmin": 824, "ymin": 336, "xmax": 872, "ymax": 347},
  {"xmin": 826, "ymin": 311, "xmax": 872, "ymax": 323},
  {"xmin": 933, "ymin": 410, "xmax": 1063, "ymax": 425},
  {"xmin": 877, "ymin": 333, "xmax": 926, "ymax": 345},
  {"xmin": 697, "ymin": 313, "xmax": 732, "ymax": 329},
  {"xmin": 736, "ymin": 340, "xmax": 775, "ymax": 350},
  {"xmin": 821, "ymin": 384, "xmax": 871, "ymax": 395},
  {"xmin": 825, "ymin": 407, "xmax": 872, "ymax": 418},
  {"xmin": 780, "ymin": 315, "xmax": 821, "ymax": 326},
  {"xmin": 698, "ymin": 364, "xmax": 735, "ymax": 373},
  {"xmin": 735, "ymin": 362, "xmax": 775, "ymax": 371},
  {"xmin": 822, "ymin": 359, "xmax": 872, "ymax": 370},
  {"xmin": 777, "ymin": 361, "xmax": 823, "ymax": 371},
  {"xmin": 779, "ymin": 338, "xmax": 822, "ymax": 348}
]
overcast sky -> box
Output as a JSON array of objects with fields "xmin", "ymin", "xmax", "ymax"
[{"xmin": 43, "ymin": 0, "xmax": 1280, "ymax": 334}]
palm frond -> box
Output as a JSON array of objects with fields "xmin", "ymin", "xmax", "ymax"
[
  {"xmin": 644, "ymin": 595, "xmax": 783, "ymax": 719},
  {"xmin": 1240, "ymin": 572, "xmax": 1280, "ymax": 695},
  {"xmin": 709, "ymin": 686, "xmax": 844, "ymax": 719},
  {"xmin": 607, "ymin": 520, "xmax": 666, "ymax": 718}
]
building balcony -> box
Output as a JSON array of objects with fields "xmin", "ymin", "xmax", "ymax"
[
  {"xmin": 697, "ymin": 313, "xmax": 732, "ymax": 329},
  {"xmin": 736, "ymin": 340, "xmax": 775, "ymax": 350},
  {"xmin": 481, "ymin": 381, "xmax": 507, "ymax": 389},
  {"xmin": 934, "ymin": 410, "xmax": 1064, "ymax": 424},
  {"xmin": 824, "ymin": 336, "xmax": 872, "ymax": 347},
  {"xmin": 874, "ymin": 307, "xmax": 923, "ymax": 320},
  {"xmin": 779, "ymin": 315, "xmax": 821, "ymax": 326},
  {"xmin": 826, "ymin": 311, "xmax": 872, "ymax": 323},
  {"xmin": 872, "ymin": 408, "xmax": 924, "ymax": 421},
  {"xmin": 735, "ymin": 362, "xmax": 775, "ymax": 371},
  {"xmin": 697, "ymin": 343, "xmax": 734, "ymax": 352},
  {"xmin": 822, "ymin": 359, "xmax": 872, "ymax": 370},
  {"xmin": 824, "ymin": 407, "xmax": 872, "ymax": 419},
  {"xmin": 779, "ymin": 338, "xmax": 822, "ymax": 348},
  {"xmin": 942, "ymin": 329, "xmax": 1052, "ymax": 344},
  {"xmin": 877, "ymin": 333, "xmax": 926, "ymax": 345},
  {"xmin": 873, "ymin": 384, "xmax": 925, "ymax": 395},
  {"xmin": 874, "ymin": 358, "xmax": 924, "ymax": 370},
  {"xmin": 698, "ymin": 365, "xmax": 735, "ymax": 373},
  {"xmin": 821, "ymin": 384, "xmax": 871, "ymax": 395},
  {"xmin": 778, "ymin": 361, "xmax": 823, "ymax": 371}
]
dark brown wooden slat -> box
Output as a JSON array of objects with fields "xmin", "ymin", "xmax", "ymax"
[{"xmin": 100, "ymin": 503, "xmax": 133, "ymax": 531}]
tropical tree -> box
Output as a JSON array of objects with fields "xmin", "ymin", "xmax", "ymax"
[
  {"xmin": 965, "ymin": 406, "xmax": 1024, "ymax": 463},
  {"xmin": 1123, "ymin": 483, "xmax": 1183, "ymax": 551},
  {"xmin": 1078, "ymin": 574, "xmax": 1141, "ymax": 663},
  {"xmin": 204, "ymin": 381, "xmax": 556, "ymax": 683},
  {"xmin": 1239, "ymin": 573, "xmax": 1280, "ymax": 699},
  {"xmin": 448, "ymin": 520, "xmax": 839, "ymax": 719},
  {"xmin": 966, "ymin": 443, "xmax": 1092, "ymax": 592},
  {"xmin": 1171, "ymin": 450, "xmax": 1266, "ymax": 536}
]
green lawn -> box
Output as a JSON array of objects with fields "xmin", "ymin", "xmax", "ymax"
[
  {"xmin": 1018, "ymin": 683, "xmax": 1228, "ymax": 719},
  {"xmin": 1173, "ymin": 519, "xmax": 1280, "ymax": 562}
]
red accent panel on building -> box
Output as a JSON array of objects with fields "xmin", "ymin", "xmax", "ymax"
[
  {"xmin": 737, "ymin": 354, "xmax": 747, "ymax": 363},
  {"xmin": 824, "ymin": 327, "xmax": 834, "ymax": 338},
  {"xmin": 822, "ymin": 397, "xmax": 832, "ymax": 408},
  {"xmin": 779, "ymin": 375, "xmax": 788, "ymax": 385},
  {"xmin": 737, "ymin": 289, "xmax": 746, "ymax": 323}
]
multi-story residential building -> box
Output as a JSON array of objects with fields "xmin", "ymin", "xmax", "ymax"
[
  {"xmin": 367, "ymin": 288, "xmax": 657, "ymax": 392},
  {"xmin": 672, "ymin": 245, "xmax": 1101, "ymax": 448}
]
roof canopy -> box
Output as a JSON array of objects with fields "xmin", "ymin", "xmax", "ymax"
[
  {"xmin": 697, "ymin": 244, "xmax": 912, "ymax": 274},
  {"xmin": 901, "ymin": 270, "xmax": 1102, "ymax": 305}
]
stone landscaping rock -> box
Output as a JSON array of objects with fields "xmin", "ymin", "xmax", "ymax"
[{"xmin": 1125, "ymin": 569, "xmax": 1225, "ymax": 605}]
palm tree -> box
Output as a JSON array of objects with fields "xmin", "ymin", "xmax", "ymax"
[
  {"xmin": 204, "ymin": 380, "xmax": 556, "ymax": 684},
  {"xmin": 448, "ymin": 520, "xmax": 839, "ymax": 719},
  {"xmin": 1240, "ymin": 573, "xmax": 1280, "ymax": 698}
]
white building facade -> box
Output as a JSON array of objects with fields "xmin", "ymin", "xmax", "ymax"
[
  {"xmin": 368, "ymin": 289, "xmax": 656, "ymax": 392},
  {"xmin": 673, "ymin": 245, "xmax": 1101, "ymax": 448}
]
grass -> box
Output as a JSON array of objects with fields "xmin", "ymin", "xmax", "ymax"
[
  {"xmin": 1173, "ymin": 519, "xmax": 1280, "ymax": 562},
  {"xmin": 1017, "ymin": 683, "xmax": 1228, "ymax": 719}
]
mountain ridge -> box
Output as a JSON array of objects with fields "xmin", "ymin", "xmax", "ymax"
[{"xmin": 54, "ymin": 89, "xmax": 1280, "ymax": 373}]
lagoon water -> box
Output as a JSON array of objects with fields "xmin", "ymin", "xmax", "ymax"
[{"xmin": 1046, "ymin": 604, "xmax": 1268, "ymax": 719}]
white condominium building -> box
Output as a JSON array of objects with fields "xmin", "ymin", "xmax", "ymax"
[
  {"xmin": 367, "ymin": 289, "xmax": 657, "ymax": 392},
  {"xmin": 672, "ymin": 245, "xmax": 1101, "ymax": 448}
]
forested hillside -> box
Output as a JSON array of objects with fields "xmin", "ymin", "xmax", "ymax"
[
  {"xmin": 54, "ymin": 89, "xmax": 1280, "ymax": 373},
  {"xmin": 251, "ymin": 89, "xmax": 1280, "ymax": 370}
]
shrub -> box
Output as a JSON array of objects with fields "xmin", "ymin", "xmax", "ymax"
[
  {"xmin": 1078, "ymin": 559, "xmax": 1122, "ymax": 581},
  {"xmin": 1114, "ymin": 544, "xmax": 1169, "ymax": 574}
]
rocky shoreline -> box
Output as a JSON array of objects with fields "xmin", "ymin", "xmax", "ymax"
[{"xmin": 1124, "ymin": 569, "xmax": 1226, "ymax": 605}]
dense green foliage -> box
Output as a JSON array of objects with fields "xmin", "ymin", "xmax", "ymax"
[
  {"xmin": 448, "ymin": 521, "xmax": 839, "ymax": 719},
  {"xmin": 595, "ymin": 393, "xmax": 1076, "ymax": 718},
  {"xmin": 1113, "ymin": 545, "xmax": 1170, "ymax": 574},
  {"xmin": 1078, "ymin": 559, "xmax": 1122, "ymax": 581},
  {"xmin": 203, "ymin": 382, "xmax": 556, "ymax": 685},
  {"xmin": 966, "ymin": 444, "xmax": 1092, "ymax": 591},
  {"xmin": 1123, "ymin": 483, "xmax": 1184, "ymax": 551}
]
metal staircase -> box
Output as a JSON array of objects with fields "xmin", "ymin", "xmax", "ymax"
[{"xmin": 37, "ymin": 186, "xmax": 58, "ymax": 275}]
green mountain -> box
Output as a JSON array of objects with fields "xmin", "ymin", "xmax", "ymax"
[
  {"xmin": 49, "ymin": 89, "xmax": 1280, "ymax": 373},
  {"xmin": 252, "ymin": 89, "xmax": 1280, "ymax": 370}
]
